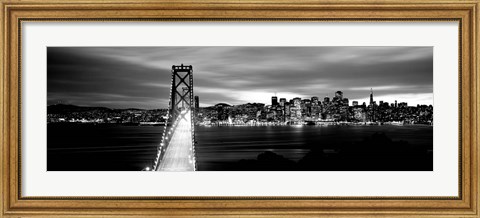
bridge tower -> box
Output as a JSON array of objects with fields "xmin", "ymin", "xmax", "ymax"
[
  {"xmin": 152, "ymin": 64, "xmax": 196, "ymax": 171},
  {"xmin": 170, "ymin": 64, "xmax": 194, "ymax": 121}
]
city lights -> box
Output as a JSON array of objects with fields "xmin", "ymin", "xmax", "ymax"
[
  {"xmin": 195, "ymin": 89, "xmax": 433, "ymax": 126},
  {"xmin": 153, "ymin": 64, "xmax": 196, "ymax": 171}
]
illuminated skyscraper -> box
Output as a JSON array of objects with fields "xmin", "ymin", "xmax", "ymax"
[
  {"xmin": 290, "ymin": 97, "xmax": 302, "ymax": 121},
  {"xmin": 279, "ymin": 98, "xmax": 287, "ymax": 121},
  {"xmin": 293, "ymin": 97, "xmax": 301, "ymax": 107}
]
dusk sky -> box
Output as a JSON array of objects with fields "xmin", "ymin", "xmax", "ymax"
[{"xmin": 47, "ymin": 47, "xmax": 433, "ymax": 109}]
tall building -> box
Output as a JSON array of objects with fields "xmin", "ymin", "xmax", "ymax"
[
  {"xmin": 324, "ymin": 95, "xmax": 330, "ymax": 103},
  {"xmin": 194, "ymin": 96, "xmax": 199, "ymax": 109},
  {"xmin": 368, "ymin": 89, "xmax": 376, "ymax": 122},
  {"xmin": 369, "ymin": 88, "xmax": 374, "ymax": 106},
  {"xmin": 194, "ymin": 96, "xmax": 199, "ymax": 118},
  {"xmin": 290, "ymin": 97, "xmax": 302, "ymax": 121},
  {"xmin": 335, "ymin": 91, "xmax": 343, "ymax": 100},
  {"xmin": 311, "ymin": 96, "xmax": 320, "ymax": 119},
  {"xmin": 271, "ymin": 96, "xmax": 278, "ymax": 106},
  {"xmin": 284, "ymin": 103, "xmax": 291, "ymax": 117},
  {"xmin": 293, "ymin": 97, "xmax": 301, "ymax": 107},
  {"xmin": 279, "ymin": 98, "xmax": 287, "ymax": 121},
  {"xmin": 303, "ymin": 99, "xmax": 311, "ymax": 116}
]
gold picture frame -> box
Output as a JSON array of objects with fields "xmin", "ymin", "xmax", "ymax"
[{"xmin": 1, "ymin": 0, "xmax": 478, "ymax": 217}]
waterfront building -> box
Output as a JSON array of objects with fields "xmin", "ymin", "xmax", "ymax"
[
  {"xmin": 290, "ymin": 97, "xmax": 302, "ymax": 122},
  {"xmin": 303, "ymin": 99, "xmax": 311, "ymax": 116},
  {"xmin": 353, "ymin": 107, "xmax": 367, "ymax": 122},
  {"xmin": 284, "ymin": 103, "xmax": 291, "ymax": 117}
]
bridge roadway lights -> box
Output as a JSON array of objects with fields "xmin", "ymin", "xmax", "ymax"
[
  {"xmin": 151, "ymin": 64, "xmax": 196, "ymax": 171},
  {"xmin": 156, "ymin": 110, "xmax": 195, "ymax": 171}
]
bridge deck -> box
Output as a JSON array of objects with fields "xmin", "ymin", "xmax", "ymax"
[{"xmin": 157, "ymin": 111, "xmax": 195, "ymax": 171}]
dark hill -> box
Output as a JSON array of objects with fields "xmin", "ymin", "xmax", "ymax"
[{"xmin": 47, "ymin": 104, "xmax": 112, "ymax": 114}]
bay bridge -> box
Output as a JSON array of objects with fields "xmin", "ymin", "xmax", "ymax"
[{"xmin": 150, "ymin": 64, "xmax": 196, "ymax": 171}]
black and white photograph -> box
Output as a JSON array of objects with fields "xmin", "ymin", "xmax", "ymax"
[{"xmin": 47, "ymin": 46, "xmax": 434, "ymax": 171}]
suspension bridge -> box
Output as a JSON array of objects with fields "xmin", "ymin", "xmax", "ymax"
[{"xmin": 150, "ymin": 64, "xmax": 196, "ymax": 171}]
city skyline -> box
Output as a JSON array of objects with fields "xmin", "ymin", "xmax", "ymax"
[
  {"xmin": 48, "ymin": 89, "xmax": 427, "ymax": 110},
  {"xmin": 48, "ymin": 47, "xmax": 433, "ymax": 109}
]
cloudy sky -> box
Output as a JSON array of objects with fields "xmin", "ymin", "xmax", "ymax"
[{"xmin": 47, "ymin": 47, "xmax": 433, "ymax": 109}]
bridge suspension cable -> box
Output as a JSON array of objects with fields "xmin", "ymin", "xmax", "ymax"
[{"xmin": 151, "ymin": 64, "xmax": 196, "ymax": 171}]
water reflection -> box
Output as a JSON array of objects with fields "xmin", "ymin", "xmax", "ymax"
[{"xmin": 47, "ymin": 124, "xmax": 433, "ymax": 171}]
